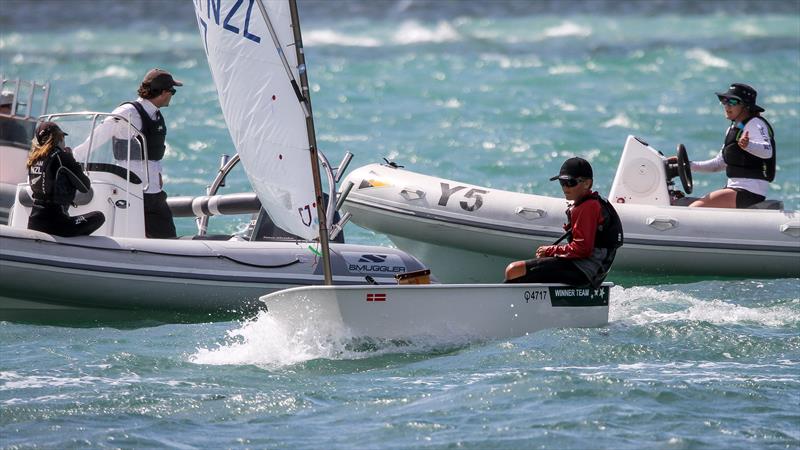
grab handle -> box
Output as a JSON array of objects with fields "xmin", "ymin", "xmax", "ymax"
[
  {"xmin": 515, "ymin": 207, "xmax": 546, "ymax": 220},
  {"xmin": 399, "ymin": 188, "xmax": 426, "ymax": 201},
  {"xmin": 780, "ymin": 223, "xmax": 800, "ymax": 238},
  {"xmin": 646, "ymin": 216, "xmax": 678, "ymax": 231}
]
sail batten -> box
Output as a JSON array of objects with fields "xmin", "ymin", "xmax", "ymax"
[{"xmin": 193, "ymin": 0, "xmax": 319, "ymax": 240}]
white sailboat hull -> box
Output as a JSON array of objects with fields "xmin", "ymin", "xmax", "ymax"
[
  {"xmin": 341, "ymin": 163, "xmax": 800, "ymax": 282},
  {"xmin": 260, "ymin": 283, "xmax": 610, "ymax": 341},
  {"xmin": 0, "ymin": 225, "xmax": 427, "ymax": 320}
]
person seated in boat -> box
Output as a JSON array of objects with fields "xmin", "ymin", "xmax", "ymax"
[
  {"xmin": 677, "ymin": 83, "xmax": 775, "ymax": 209},
  {"xmin": 0, "ymin": 91, "xmax": 30, "ymax": 145},
  {"xmin": 504, "ymin": 157, "xmax": 622, "ymax": 287},
  {"xmin": 27, "ymin": 122, "xmax": 105, "ymax": 237}
]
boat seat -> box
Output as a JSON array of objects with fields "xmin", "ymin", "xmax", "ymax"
[
  {"xmin": 672, "ymin": 196, "xmax": 699, "ymax": 206},
  {"xmin": 748, "ymin": 199, "xmax": 783, "ymax": 210},
  {"xmin": 672, "ymin": 196, "xmax": 783, "ymax": 210},
  {"xmin": 85, "ymin": 163, "xmax": 142, "ymax": 184},
  {"xmin": 17, "ymin": 187, "xmax": 94, "ymax": 207}
]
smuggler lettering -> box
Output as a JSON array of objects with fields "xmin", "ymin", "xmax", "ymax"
[{"xmin": 342, "ymin": 252, "xmax": 407, "ymax": 274}]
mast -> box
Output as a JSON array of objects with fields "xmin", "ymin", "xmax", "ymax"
[{"xmin": 254, "ymin": 0, "xmax": 333, "ymax": 285}]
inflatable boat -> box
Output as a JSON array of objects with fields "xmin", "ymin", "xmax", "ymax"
[
  {"xmin": 340, "ymin": 136, "xmax": 800, "ymax": 283},
  {"xmin": 1, "ymin": 2, "xmax": 435, "ymax": 324},
  {"xmin": 0, "ymin": 110, "xmax": 426, "ymax": 322}
]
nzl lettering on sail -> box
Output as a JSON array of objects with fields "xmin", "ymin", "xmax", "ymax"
[{"xmin": 195, "ymin": 0, "xmax": 262, "ymax": 49}]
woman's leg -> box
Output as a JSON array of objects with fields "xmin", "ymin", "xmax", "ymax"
[
  {"xmin": 689, "ymin": 188, "xmax": 737, "ymax": 208},
  {"xmin": 58, "ymin": 211, "xmax": 106, "ymax": 237}
]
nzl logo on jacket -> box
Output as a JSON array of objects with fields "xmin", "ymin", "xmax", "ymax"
[{"xmin": 341, "ymin": 252, "xmax": 406, "ymax": 274}]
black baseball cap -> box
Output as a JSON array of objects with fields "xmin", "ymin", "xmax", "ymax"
[
  {"xmin": 550, "ymin": 157, "xmax": 593, "ymax": 181},
  {"xmin": 715, "ymin": 83, "xmax": 764, "ymax": 113},
  {"xmin": 142, "ymin": 68, "xmax": 183, "ymax": 91},
  {"xmin": 36, "ymin": 121, "xmax": 67, "ymax": 142}
]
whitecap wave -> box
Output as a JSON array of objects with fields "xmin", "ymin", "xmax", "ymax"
[
  {"xmin": 90, "ymin": 65, "xmax": 135, "ymax": 80},
  {"xmin": 0, "ymin": 370, "xmax": 141, "ymax": 392},
  {"xmin": 548, "ymin": 65, "xmax": 584, "ymax": 75},
  {"xmin": 685, "ymin": 48, "xmax": 730, "ymax": 69},
  {"xmin": 392, "ymin": 20, "xmax": 460, "ymax": 45},
  {"xmin": 304, "ymin": 20, "xmax": 460, "ymax": 47},
  {"xmin": 602, "ymin": 113, "xmax": 637, "ymax": 129},
  {"xmin": 541, "ymin": 21, "xmax": 592, "ymax": 39},
  {"xmin": 304, "ymin": 29, "xmax": 381, "ymax": 47}
]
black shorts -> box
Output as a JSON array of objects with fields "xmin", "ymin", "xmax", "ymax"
[
  {"xmin": 505, "ymin": 257, "xmax": 591, "ymax": 286},
  {"xmin": 728, "ymin": 188, "xmax": 766, "ymax": 209}
]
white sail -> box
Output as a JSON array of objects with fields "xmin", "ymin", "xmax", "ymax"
[{"xmin": 193, "ymin": 0, "xmax": 319, "ymax": 240}]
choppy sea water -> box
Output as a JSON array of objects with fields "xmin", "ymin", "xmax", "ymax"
[{"xmin": 1, "ymin": 1, "xmax": 799, "ymax": 448}]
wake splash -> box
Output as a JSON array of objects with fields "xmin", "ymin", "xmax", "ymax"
[
  {"xmin": 191, "ymin": 311, "xmax": 350, "ymax": 368},
  {"xmin": 609, "ymin": 285, "xmax": 800, "ymax": 327},
  {"xmin": 190, "ymin": 311, "xmax": 468, "ymax": 369}
]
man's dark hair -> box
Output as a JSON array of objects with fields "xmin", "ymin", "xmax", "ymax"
[{"xmin": 137, "ymin": 84, "xmax": 161, "ymax": 100}]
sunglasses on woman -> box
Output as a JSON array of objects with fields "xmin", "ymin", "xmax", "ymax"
[
  {"xmin": 720, "ymin": 97, "xmax": 740, "ymax": 106},
  {"xmin": 559, "ymin": 177, "xmax": 583, "ymax": 188},
  {"xmin": 167, "ymin": 88, "xmax": 177, "ymax": 95}
]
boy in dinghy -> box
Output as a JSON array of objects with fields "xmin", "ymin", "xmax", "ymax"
[{"xmin": 504, "ymin": 157, "xmax": 622, "ymax": 287}]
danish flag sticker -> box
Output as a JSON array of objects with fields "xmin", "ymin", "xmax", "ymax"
[{"xmin": 366, "ymin": 293, "xmax": 387, "ymax": 302}]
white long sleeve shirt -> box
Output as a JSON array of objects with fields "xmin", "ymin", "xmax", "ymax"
[
  {"xmin": 73, "ymin": 98, "xmax": 164, "ymax": 194},
  {"xmin": 690, "ymin": 117, "xmax": 773, "ymax": 197}
]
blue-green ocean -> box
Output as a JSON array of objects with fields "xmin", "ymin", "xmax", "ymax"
[{"xmin": 2, "ymin": 1, "xmax": 799, "ymax": 448}]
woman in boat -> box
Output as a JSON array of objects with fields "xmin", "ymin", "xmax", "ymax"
[
  {"xmin": 686, "ymin": 83, "xmax": 775, "ymax": 208},
  {"xmin": 26, "ymin": 121, "xmax": 105, "ymax": 237},
  {"xmin": 504, "ymin": 157, "xmax": 622, "ymax": 287}
]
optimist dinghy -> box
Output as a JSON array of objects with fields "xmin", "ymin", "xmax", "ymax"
[
  {"xmin": 231, "ymin": 0, "xmax": 609, "ymax": 341},
  {"xmin": 340, "ymin": 136, "xmax": 800, "ymax": 283},
  {"xmin": 0, "ymin": 0, "xmax": 429, "ymax": 322},
  {"xmin": 261, "ymin": 282, "xmax": 611, "ymax": 341}
]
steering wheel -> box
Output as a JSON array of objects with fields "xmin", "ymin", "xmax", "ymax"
[{"xmin": 676, "ymin": 144, "xmax": 693, "ymax": 194}]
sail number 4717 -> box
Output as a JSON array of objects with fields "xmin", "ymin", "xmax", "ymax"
[{"xmin": 523, "ymin": 289, "xmax": 548, "ymax": 303}]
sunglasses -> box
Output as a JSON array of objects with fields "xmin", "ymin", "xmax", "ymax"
[
  {"xmin": 167, "ymin": 87, "xmax": 176, "ymax": 95},
  {"xmin": 720, "ymin": 97, "xmax": 740, "ymax": 106},
  {"xmin": 558, "ymin": 177, "xmax": 583, "ymax": 188}
]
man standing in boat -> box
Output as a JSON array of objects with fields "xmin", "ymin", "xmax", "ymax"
[
  {"xmin": 504, "ymin": 157, "xmax": 622, "ymax": 287},
  {"xmin": 74, "ymin": 68, "xmax": 182, "ymax": 238}
]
